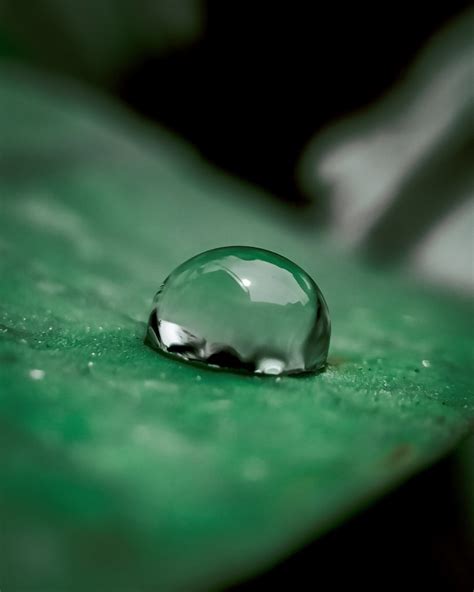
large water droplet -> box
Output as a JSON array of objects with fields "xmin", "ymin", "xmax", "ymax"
[{"xmin": 145, "ymin": 247, "xmax": 330, "ymax": 375}]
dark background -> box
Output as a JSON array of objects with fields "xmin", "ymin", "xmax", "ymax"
[{"xmin": 119, "ymin": 1, "xmax": 470, "ymax": 207}]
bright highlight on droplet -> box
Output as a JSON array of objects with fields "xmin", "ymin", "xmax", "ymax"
[{"xmin": 145, "ymin": 246, "xmax": 331, "ymax": 375}]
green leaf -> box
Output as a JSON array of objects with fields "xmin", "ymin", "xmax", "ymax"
[{"xmin": 0, "ymin": 64, "xmax": 473, "ymax": 592}]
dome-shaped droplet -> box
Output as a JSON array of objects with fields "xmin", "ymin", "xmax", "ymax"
[{"xmin": 145, "ymin": 247, "xmax": 330, "ymax": 375}]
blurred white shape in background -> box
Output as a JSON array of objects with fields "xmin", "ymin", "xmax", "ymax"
[
  {"xmin": 300, "ymin": 9, "xmax": 474, "ymax": 293},
  {"xmin": 413, "ymin": 198, "xmax": 473, "ymax": 293}
]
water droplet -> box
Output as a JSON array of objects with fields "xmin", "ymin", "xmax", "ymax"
[
  {"xmin": 145, "ymin": 246, "xmax": 330, "ymax": 375},
  {"xmin": 422, "ymin": 359, "xmax": 431, "ymax": 368}
]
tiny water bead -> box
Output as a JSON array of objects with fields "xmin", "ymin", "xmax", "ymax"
[{"xmin": 145, "ymin": 247, "xmax": 331, "ymax": 375}]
